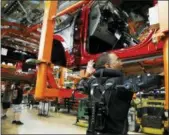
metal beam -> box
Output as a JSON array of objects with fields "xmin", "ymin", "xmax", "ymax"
[
  {"xmin": 1, "ymin": 20, "xmax": 27, "ymax": 29},
  {"xmin": 55, "ymin": 1, "xmax": 89, "ymax": 17},
  {"xmin": 1, "ymin": 29, "xmax": 40, "ymax": 41},
  {"xmin": 2, "ymin": 34, "xmax": 39, "ymax": 45},
  {"xmin": 1, "ymin": 40, "xmax": 36, "ymax": 53},
  {"xmin": 122, "ymin": 54, "xmax": 163, "ymax": 64}
]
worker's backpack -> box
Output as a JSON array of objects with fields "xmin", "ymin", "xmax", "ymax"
[
  {"xmin": 77, "ymin": 69, "xmax": 133, "ymax": 135},
  {"xmin": 77, "ymin": 68, "xmax": 162, "ymax": 135}
]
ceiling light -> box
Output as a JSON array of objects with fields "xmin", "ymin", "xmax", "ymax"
[
  {"xmin": 22, "ymin": 52, "xmax": 27, "ymax": 55},
  {"xmin": 1, "ymin": 26, "xmax": 10, "ymax": 29},
  {"xmin": 14, "ymin": 50, "xmax": 28, "ymax": 55},
  {"xmin": 14, "ymin": 50, "xmax": 20, "ymax": 53},
  {"xmin": 2, "ymin": 62, "xmax": 6, "ymax": 65}
]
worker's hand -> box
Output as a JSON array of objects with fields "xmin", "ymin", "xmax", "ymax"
[
  {"xmin": 159, "ymin": 72, "xmax": 164, "ymax": 76},
  {"xmin": 86, "ymin": 60, "xmax": 95, "ymax": 74}
]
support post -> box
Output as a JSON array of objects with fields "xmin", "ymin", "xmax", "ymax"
[
  {"xmin": 35, "ymin": 1, "xmax": 58, "ymax": 100},
  {"xmin": 163, "ymin": 38, "xmax": 168, "ymax": 110},
  {"xmin": 60, "ymin": 67, "xmax": 66, "ymax": 88}
]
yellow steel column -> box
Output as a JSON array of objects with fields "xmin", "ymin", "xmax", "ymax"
[
  {"xmin": 35, "ymin": 1, "xmax": 58, "ymax": 100},
  {"xmin": 163, "ymin": 38, "xmax": 168, "ymax": 110}
]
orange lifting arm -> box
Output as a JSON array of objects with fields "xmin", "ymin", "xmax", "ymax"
[{"xmin": 35, "ymin": 0, "xmax": 90, "ymax": 100}]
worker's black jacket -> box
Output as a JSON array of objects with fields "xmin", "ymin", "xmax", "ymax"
[
  {"xmin": 77, "ymin": 68, "xmax": 162, "ymax": 135},
  {"xmin": 12, "ymin": 87, "xmax": 23, "ymax": 105}
]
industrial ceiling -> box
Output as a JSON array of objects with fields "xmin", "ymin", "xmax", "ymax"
[{"xmin": 1, "ymin": 0, "xmax": 78, "ymax": 63}]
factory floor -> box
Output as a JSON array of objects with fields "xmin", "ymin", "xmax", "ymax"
[{"xmin": 1, "ymin": 106, "xmax": 144, "ymax": 134}]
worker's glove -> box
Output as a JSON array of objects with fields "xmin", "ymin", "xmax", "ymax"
[
  {"xmin": 76, "ymin": 78, "xmax": 89, "ymax": 94},
  {"xmin": 86, "ymin": 60, "xmax": 95, "ymax": 74},
  {"xmin": 116, "ymin": 73, "xmax": 163, "ymax": 93},
  {"xmin": 135, "ymin": 74, "xmax": 162, "ymax": 92}
]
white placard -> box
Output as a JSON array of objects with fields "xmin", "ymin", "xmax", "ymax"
[
  {"xmin": 149, "ymin": 5, "xmax": 159, "ymax": 26},
  {"xmin": 1, "ymin": 48, "xmax": 8, "ymax": 56}
]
